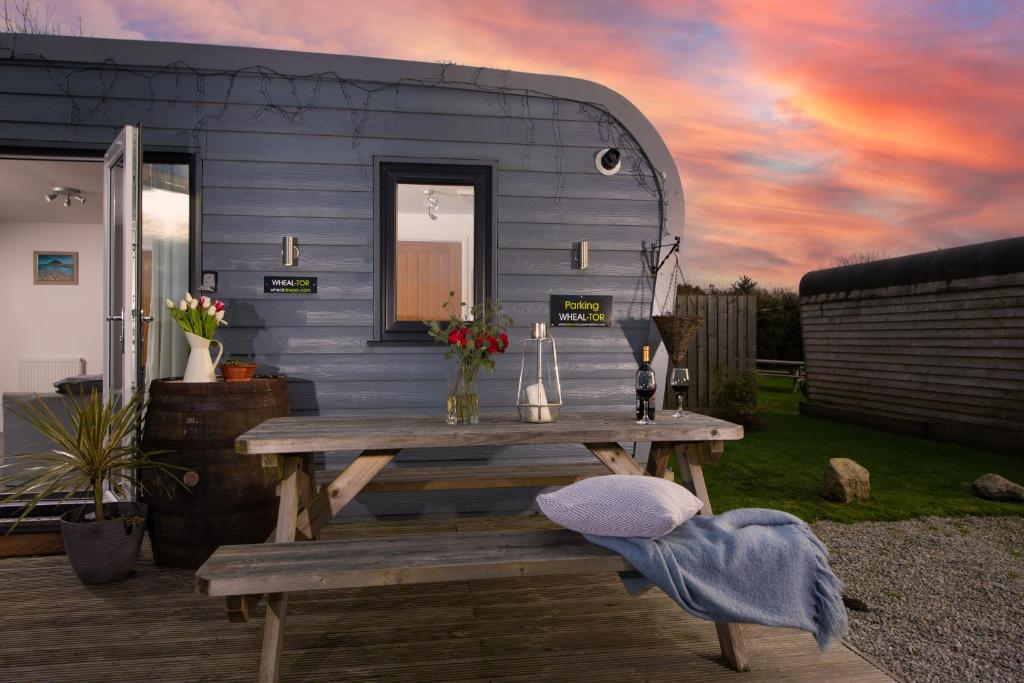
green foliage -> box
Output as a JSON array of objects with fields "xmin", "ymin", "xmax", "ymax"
[
  {"xmin": 756, "ymin": 286, "xmax": 802, "ymax": 361},
  {"xmin": 1, "ymin": 390, "xmax": 185, "ymax": 528},
  {"xmin": 715, "ymin": 370, "xmax": 763, "ymax": 429},
  {"xmin": 695, "ymin": 377, "xmax": 1024, "ymax": 523},
  {"xmin": 729, "ymin": 275, "xmax": 758, "ymax": 294}
]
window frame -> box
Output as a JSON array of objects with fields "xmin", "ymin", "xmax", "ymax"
[{"xmin": 375, "ymin": 161, "xmax": 495, "ymax": 343}]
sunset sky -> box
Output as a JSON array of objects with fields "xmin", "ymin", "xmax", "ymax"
[{"xmin": 48, "ymin": 0, "xmax": 1024, "ymax": 287}]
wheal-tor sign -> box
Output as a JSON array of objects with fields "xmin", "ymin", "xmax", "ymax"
[
  {"xmin": 264, "ymin": 276, "xmax": 318, "ymax": 294},
  {"xmin": 549, "ymin": 294, "xmax": 613, "ymax": 327}
]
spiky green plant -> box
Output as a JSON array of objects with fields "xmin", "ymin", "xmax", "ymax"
[{"xmin": 1, "ymin": 389, "xmax": 183, "ymax": 528}]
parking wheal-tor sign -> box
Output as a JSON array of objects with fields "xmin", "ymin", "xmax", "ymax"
[{"xmin": 549, "ymin": 294, "xmax": 613, "ymax": 327}]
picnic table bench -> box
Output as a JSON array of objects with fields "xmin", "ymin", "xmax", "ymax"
[
  {"xmin": 756, "ymin": 358, "xmax": 805, "ymax": 382},
  {"xmin": 195, "ymin": 411, "xmax": 748, "ymax": 682}
]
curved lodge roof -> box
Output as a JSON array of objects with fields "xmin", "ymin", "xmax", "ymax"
[{"xmin": 799, "ymin": 236, "xmax": 1024, "ymax": 297}]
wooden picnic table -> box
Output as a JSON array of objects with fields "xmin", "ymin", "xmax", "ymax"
[{"xmin": 200, "ymin": 411, "xmax": 748, "ymax": 682}]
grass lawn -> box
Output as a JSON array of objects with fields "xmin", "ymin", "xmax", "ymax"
[{"xmin": 694, "ymin": 377, "xmax": 1024, "ymax": 523}]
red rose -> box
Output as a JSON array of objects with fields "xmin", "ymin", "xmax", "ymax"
[
  {"xmin": 498, "ymin": 332, "xmax": 509, "ymax": 352},
  {"xmin": 485, "ymin": 335, "xmax": 499, "ymax": 354},
  {"xmin": 448, "ymin": 328, "xmax": 468, "ymax": 347}
]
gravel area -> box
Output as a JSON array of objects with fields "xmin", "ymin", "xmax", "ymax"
[{"xmin": 813, "ymin": 515, "xmax": 1024, "ymax": 683}]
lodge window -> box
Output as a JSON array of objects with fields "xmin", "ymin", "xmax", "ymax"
[{"xmin": 377, "ymin": 162, "xmax": 493, "ymax": 342}]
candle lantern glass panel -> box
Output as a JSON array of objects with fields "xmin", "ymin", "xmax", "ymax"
[{"xmin": 516, "ymin": 323, "xmax": 562, "ymax": 423}]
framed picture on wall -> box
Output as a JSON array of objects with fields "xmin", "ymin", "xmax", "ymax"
[{"xmin": 33, "ymin": 251, "xmax": 79, "ymax": 285}]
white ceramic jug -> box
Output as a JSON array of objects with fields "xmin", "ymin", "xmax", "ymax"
[{"xmin": 182, "ymin": 331, "xmax": 223, "ymax": 383}]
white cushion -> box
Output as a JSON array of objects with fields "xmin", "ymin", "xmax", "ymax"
[{"xmin": 537, "ymin": 474, "xmax": 703, "ymax": 538}]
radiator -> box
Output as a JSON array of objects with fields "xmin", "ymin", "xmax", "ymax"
[{"xmin": 17, "ymin": 358, "xmax": 87, "ymax": 392}]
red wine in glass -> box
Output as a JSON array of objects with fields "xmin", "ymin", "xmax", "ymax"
[{"xmin": 670, "ymin": 368, "xmax": 690, "ymax": 418}]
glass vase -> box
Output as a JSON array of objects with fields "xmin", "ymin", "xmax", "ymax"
[{"xmin": 446, "ymin": 362, "xmax": 479, "ymax": 425}]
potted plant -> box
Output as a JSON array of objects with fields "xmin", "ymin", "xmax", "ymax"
[
  {"xmin": 1, "ymin": 390, "xmax": 184, "ymax": 584},
  {"xmin": 425, "ymin": 292, "xmax": 512, "ymax": 425},
  {"xmin": 220, "ymin": 359, "xmax": 258, "ymax": 382}
]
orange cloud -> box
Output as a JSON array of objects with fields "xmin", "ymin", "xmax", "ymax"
[{"xmin": 52, "ymin": 0, "xmax": 1024, "ymax": 286}]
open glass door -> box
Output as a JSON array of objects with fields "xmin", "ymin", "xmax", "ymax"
[{"xmin": 103, "ymin": 125, "xmax": 142, "ymax": 405}]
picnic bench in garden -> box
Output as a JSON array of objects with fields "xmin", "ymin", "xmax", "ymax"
[
  {"xmin": 195, "ymin": 412, "xmax": 748, "ymax": 682},
  {"xmin": 755, "ymin": 358, "xmax": 805, "ymax": 383}
]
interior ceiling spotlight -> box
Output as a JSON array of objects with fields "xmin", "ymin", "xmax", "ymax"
[
  {"xmin": 423, "ymin": 189, "xmax": 439, "ymax": 220},
  {"xmin": 43, "ymin": 187, "xmax": 86, "ymax": 207}
]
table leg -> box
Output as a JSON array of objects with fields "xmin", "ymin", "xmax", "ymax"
[
  {"xmin": 297, "ymin": 453, "xmax": 318, "ymax": 540},
  {"xmin": 679, "ymin": 447, "xmax": 751, "ymax": 673},
  {"xmin": 645, "ymin": 441, "xmax": 674, "ymax": 478},
  {"xmin": 259, "ymin": 456, "xmax": 301, "ymax": 683},
  {"xmin": 583, "ymin": 442, "xmax": 646, "ymax": 476},
  {"xmin": 294, "ymin": 449, "xmax": 399, "ymax": 539}
]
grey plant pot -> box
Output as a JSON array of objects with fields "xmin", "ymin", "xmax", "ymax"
[{"xmin": 59, "ymin": 501, "xmax": 149, "ymax": 585}]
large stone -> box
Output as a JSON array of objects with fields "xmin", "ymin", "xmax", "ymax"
[
  {"xmin": 823, "ymin": 458, "xmax": 870, "ymax": 503},
  {"xmin": 971, "ymin": 473, "xmax": 1024, "ymax": 503}
]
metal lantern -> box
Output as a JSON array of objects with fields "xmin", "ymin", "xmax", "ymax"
[{"xmin": 516, "ymin": 322, "xmax": 562, "ymax": 423}]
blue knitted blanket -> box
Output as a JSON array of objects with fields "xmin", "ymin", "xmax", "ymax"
[{"xmin": 585, "ymin": 508, "xmax": 848, "ymax": 650}]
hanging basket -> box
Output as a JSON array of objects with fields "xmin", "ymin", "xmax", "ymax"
[
  {"xmin": 653, "ymin": 313, "xmax": 704, "ymax": 367},
  {"xmin": 651, "ymin": 243, "xmax": 704, "ymax": 366}
]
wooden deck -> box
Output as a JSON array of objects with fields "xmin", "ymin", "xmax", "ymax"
[{"xmin": 0, "ymin": 516, "xmax": 895, "ymax": 683}]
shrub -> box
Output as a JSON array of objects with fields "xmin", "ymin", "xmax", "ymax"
[
  {"xmin": 716, "ymin": 370, "xmax": 763, "ymax": 429},
  {"xmin": 756, "ymin": 287, "xmax": 802, "ymax": 361}
]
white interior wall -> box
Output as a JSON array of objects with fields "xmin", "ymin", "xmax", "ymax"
[{"xmin": 0, "ymin": 220, "xmax": 103, "ymax": 413}]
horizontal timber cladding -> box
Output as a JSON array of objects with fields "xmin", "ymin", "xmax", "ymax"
[
  {"xmin": 0, "ymin": 36, "xmax": 678, "ymax": 515},
  {"xmin": 799, "ymin": 264, "xmax": 1024, "ymax": 454}
]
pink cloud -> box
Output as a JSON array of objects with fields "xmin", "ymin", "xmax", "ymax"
[{"xmin": 50, "ymin": 0, "xmax": 1024, "ymax": 287}]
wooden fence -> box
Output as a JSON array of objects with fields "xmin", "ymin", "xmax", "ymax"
[{"xmin": 668, "ymin": 293, "xmax": 757, "ymax": 413}]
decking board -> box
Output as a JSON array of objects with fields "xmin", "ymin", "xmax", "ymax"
[{"xmin": 0, "ymin": 516, "xmax": 895, "ymax": 683}]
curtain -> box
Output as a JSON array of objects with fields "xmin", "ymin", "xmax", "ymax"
[{"xmin": 145, "ymin": 235, "xmax": 189, "ymax": 382}]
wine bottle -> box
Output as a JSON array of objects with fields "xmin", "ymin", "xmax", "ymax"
[{"xmin": 635, "ymin": 345, "xmax": 656, "ymax": 422}]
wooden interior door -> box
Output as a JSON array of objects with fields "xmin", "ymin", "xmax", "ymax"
[{"xmin": 396, "ymin": 241, "xmax": 462, "ymax": 321}]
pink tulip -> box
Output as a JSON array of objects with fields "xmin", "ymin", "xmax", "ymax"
[{"xmin": 214, "ymin": 300, "xmax": 225, "ymax": 312}]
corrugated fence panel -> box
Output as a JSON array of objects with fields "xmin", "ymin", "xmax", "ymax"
[{"xmin": 799, "ymin": 271, "xmax": 1024, "ymax": 454}]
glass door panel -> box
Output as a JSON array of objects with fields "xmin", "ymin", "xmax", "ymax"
[
  {"xmin": 103, "ymin": 125, "xmax": 141, "ymax": 405},
  {"xmin": 141, "ymin": 162, "xmax": 190, "ymax": 384}
]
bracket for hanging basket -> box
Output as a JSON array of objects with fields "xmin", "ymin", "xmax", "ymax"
[{"xmin": 647, "ymin": 236, "xmax": 681, "ymax": 276}]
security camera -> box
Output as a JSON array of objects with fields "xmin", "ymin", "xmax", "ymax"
[{"xmin": 595, "ymin": 148, "xmax": 622, "ymax": 175}]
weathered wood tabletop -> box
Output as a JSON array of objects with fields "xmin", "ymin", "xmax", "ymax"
[{"xmin": 235, "ymin": 410, "xmax": 744, "ymax": 453}]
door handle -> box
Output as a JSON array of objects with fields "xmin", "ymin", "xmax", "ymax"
[
  {"xmin": 106, "ymin": 314, "xmax": 124, "ymax": 321},
  {"xmin": 140, "ymin": 314, "xmax": 154, "ymax": 323}
]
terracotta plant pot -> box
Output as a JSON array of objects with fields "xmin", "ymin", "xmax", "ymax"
[
  {"xmin": 59, "ymin": 501, "xmax": 148, "ymax": 584},
  {"xmin": 221, "ymin": 364, "xmax": 258, "ymax": 382}
]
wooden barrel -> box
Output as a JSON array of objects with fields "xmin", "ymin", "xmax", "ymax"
[{"xmin": 141, "ymin": 377, "xmax": 290, "ymax": 568}]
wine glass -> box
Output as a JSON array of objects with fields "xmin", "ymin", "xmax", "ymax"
[
  {"xmin": 635, "ymin": 367, "xmax": 657, "ymax": 425},
  {"xmin": 670, "ymin": 368, "xmax": 691, "ymax": 418}
]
